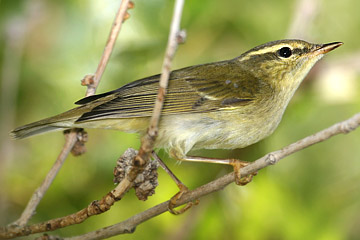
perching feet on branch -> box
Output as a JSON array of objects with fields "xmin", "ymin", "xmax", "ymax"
[
  {"xmin": 229, "ymin": 159, "xmax": 258, "ymax": 185},
  {"xmin": 175, "ymin": 155, "xmax": 258, "ymax": 186},
  {"xmin": 114, "ymin": 150, "xmax": 256, "ymax": 215},
  {"xmin": 152, "ymin": 152, "xmax": 199, "ymax": 214}
]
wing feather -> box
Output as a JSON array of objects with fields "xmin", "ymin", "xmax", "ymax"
[{"xmin": 76, "ymin": 60, "xmax": 269, "ymax": 122}]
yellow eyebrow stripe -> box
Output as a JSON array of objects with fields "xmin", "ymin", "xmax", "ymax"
[{"xmin": 240, "ymin": 42, "xmax": 305, "ymax": 61}]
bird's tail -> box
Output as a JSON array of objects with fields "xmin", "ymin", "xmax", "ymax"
[
  {"xmin": 10, "ymin": 109, "xmax": 81, "ymax": 139},
  {"xmin": 10, "ymin": 117, "xmax": 76, "ymax": 139}
]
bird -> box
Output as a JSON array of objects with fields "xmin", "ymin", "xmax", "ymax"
[{"xmin": 11, "ymin": 39, "xmax": 343, "ymax": 185}]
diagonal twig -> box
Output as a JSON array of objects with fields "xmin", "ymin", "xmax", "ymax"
[
  {"xmin": 8, "ymin": 0, "xmax": 133, "ymax": 228},
  {"xmin": 0, "ymin": 149, "xmax": 139, "ymax": 239},
  {"xmin": 0, "ymin": 0, "xmax": 185, "ymax": 238},
  {"xmin": 83, "ymin": 0, "xmax": 134, "ymax": 97},
  {"xmin": 1, "ymin": 112, "xmax": 359, "ymax": 239},
  {"xmin": 65, "ymin": 112, "xmax": 360, "ymax": 240},
  {"xmin": 111, "ymin": 0, "xmax": 185, "ymax": 203},
  {"xmin": 135, "ymin": 0, "xmax": 185, "ymax": 166},
  {"xmin": 10, "ymin": 130, "xmax": 79, "ymax": 227}
]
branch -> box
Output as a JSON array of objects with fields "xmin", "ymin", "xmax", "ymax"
[
  {"xmin": 9, "ymin": 130, "xmax": 78, "ymax": 227},
  {"xmin": 1, "ymin": 113, "xmax": 359, "ymax": 239},
  {"xmin": 134, "ymin": 0, "xmax": 185, "ymax": 166},
  {"xmin": 0, "ymin": 148, "xmax": 160, "ymax": 239},
  {"xmin": 65, "ymin": 113, "xmax": 360, "ymax": 240},
  {"xmin": 4, "ymin": 0, "xmax": 357, "ymax": 239},
  {"xmin": 1, "ymin": 0, "xmax": 184, "ymax": 237},
  {"xmin": 8, "ymin": 0, "xmax": 133, "ymax": 228},
  {"xmin": 82, "ymin": 0, "xmax": 134, "ymax": 97},
  {"xmin": 113, "ymin": 0, "xmax": 185, "ymax": 203},
  {"xmin": 2, "ymin": 100, "xmax": 357, "ymax": 240}
]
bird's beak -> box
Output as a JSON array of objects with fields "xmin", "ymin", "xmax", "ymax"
[{"xmin": 313, "ymin": 42, "xmax": 343, "ymax": 55}]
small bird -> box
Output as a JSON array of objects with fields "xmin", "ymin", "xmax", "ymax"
[{"xmin": 11, "ymin": 39, "xmax": 342, "ymax": 183}]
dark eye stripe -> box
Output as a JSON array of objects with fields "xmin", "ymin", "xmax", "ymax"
[
  {"xmin": 291, "ymin": 48, "xmax": 302, "ymax": 55},
  {"xmin": 291, "ymin": 48, "xmax": 310, "ymax": 55}
]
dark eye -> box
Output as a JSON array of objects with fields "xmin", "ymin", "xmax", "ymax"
[{"xmin": 278, "ymin": 47, "xmax": 292, "ymax": 58}]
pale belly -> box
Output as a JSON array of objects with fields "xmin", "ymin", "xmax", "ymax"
[
  {"xmin": 74, "ymin": 107, "xmax": 285, "ymax": 159},
  {"xmin": 155, "ymin": 110, "xmax": 284, "ymax": 158}
]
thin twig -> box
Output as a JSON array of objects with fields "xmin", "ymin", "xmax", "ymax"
[
  {"xmin": 83, "ymin": 0, "xmax": 133, "ymax": 97},
  {"xmin": 1, "ymin": 0, "xmax": 185, "ymax": 238},
  {"xmin": 0, "ymin": 149, "xmax": 139, "ymax": 239},
  {"xmin": 134, "ymin": 0, "xmax": 185, "ymax": 167},
  {"xmin": 65, "ymin": 112, "xmax": 360, "ymax": 240},
  {"xmin": 113, "ymin": 0, "xmax": 185, "ymax": 205},
  {"xmin": 147, "ymin": 0, "xmax": 185, "ymax": 137},
  {"xmin": 2, "ymin": 99, "xmax": 358, "ymax": 240},
  {"xmin": 10, "ymin": 130, "xmax": 79, "ymax": 227},
  {"xmin": 8, "ymin": 0, "xmax": 133, "ymax": 228}
]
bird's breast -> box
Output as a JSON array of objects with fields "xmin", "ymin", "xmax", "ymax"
[{"xmin": 155, "ymin": 102, "xmax": 286, "ymax": 158}]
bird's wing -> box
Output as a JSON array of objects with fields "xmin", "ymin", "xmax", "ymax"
[{"xmin": 75, "ymin": 60, "xmax": 265, "ymax": 122}]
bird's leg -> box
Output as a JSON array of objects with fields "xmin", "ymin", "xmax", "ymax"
[
  {"xmin": 182, "ymin": 156, "xmax": 257, "ymax": 186},
  {"xmin": 152, "ymin": 152, "xmax": 199, "ymax": 215}
]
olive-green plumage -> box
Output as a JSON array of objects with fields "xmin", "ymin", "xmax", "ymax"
[{"xmin": 11, "ymin": 39, "xmax": 342, "ymax": 160}]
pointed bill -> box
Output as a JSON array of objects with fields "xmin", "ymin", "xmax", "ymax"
[{"xmin": 314, "ymin": 42, "xmax": 343, "ymax": 55}]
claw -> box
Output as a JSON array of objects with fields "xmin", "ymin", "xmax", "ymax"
[
  {"xmin": 230, "ymin": 159, "xmax": 257, "ymax": 186},
  {"xmin": 168, "ymin": 184, "xmax": 199, "ymax": 215},
  {"xmin": 152, "ymin": 152, "xmax": 200, "ymax": 215}
]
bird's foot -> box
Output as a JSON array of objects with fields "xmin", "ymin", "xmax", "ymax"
[{"xmin": 230, "ymin": 159, "xmax": 257, "ymax": 185}]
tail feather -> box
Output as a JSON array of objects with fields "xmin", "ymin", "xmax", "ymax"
[
  {"xmin": 10, "ymin": 103, "xmax": 89, "ymax": 139},
  {"xmin": 10, "ymin": 125, "xmax": 64, "ymax": 139},
  {"xmin": 10, "ymin": 117, "xmax": 76, "ymax": 139}
]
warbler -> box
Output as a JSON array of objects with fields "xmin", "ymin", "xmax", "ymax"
[{"xmin": 11, "ymin": 39, "xmax": 342, "ymax": 182}]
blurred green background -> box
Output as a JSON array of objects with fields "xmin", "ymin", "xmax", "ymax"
[{"xmin": 1, "ymin": 0, "xmax": 359, "ymax": 239}]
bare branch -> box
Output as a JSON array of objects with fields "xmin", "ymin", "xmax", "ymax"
[
  {"xmin": 8, "ymin": 0, "xmax": 133, "ymax": 228},
  {"xmin": 148, "ymin": 0, "xmax": 185, "ymax": 137},
  {"xmin": 65, "ymin": 113, "xmax": 360, "ymax": 240},
  {"xmin": 0, "ymin": 149, "xmax": 140, "ymax": 239},
  {"xmin": 0, "ymin": 0, "xmax": 185, "ymax": 238},
  {"xmin": 134, "ymin": 0, "xmax": 185, "ymax": 167},
  {"xmin": 9, "ymin": 129, "xmax": 79, "ymax": 227},
  {"xmin": 83, "ymin": 0, "xmax": 133, "ymax": 97},
  {"xmin": 2, "ymin": 90, "xmax": 358, "ymax": 240},
  {"xmin": 4, "ymin": 0, "xmax": 358, "ymax": 239},
  {"xmin": 113, "ymin": 0, "xmax": 185, "ymax": 206}
]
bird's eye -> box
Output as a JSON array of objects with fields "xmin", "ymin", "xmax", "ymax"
[{"xmin": 278, "ymin": 47, "xmax": 292, "ymax": 58}]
